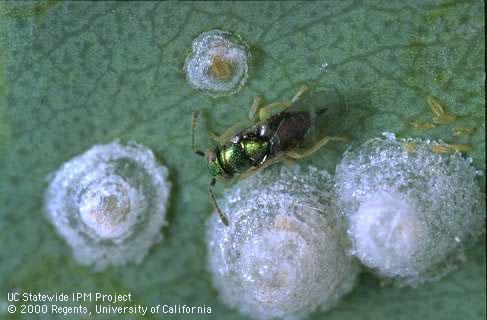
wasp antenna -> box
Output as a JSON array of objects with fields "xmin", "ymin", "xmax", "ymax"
[
  {"xmin": 209, "ymin": 179, "xmax": 229, "ymax": 226},
  {"xmin": 192, "ymin": 111, "xmax": 205, "ymax": 157}
]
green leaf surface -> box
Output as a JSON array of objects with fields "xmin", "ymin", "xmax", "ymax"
[{"xmin": 0, "ymin": 1, "xmax": 485, "ymax": 320}]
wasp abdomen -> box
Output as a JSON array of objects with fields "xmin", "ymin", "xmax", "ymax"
[{"xmin": 268, "ymin": 111, "xmax": 311, "ymax": 154}]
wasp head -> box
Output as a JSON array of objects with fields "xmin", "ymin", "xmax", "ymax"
[{"xmin": 206, "ymin": 149, "xmax": 226, "ymax": 178}]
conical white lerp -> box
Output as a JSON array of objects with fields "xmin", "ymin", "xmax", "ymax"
[
  {"xmin": 45, "ymin": 141, "xmax": 171, "ymax": 271},
  {"xmin": 335, "ymin": 134, "xmax": 485, "ymax": 286},
  {"xmin": 207, "ymin": 165, "xmax": 359, "ymax": 320}
]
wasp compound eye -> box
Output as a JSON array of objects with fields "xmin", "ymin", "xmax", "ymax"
[
  {"xmin": 207, "ymin": 165, "xmax": 359, "ymax": 320},
  {"xmin": 184, "ymin": 29, "xmax": 250, "ymax": 97},
  {"xmin": 206, "ymin": 149, "xmax": 224, "ymax": 177},
  {"xmin": 44, "ymin": 141, "xmax": 171, "ymax": 271},
  {"xmin": 335, "ymin": 133, "xmax": 485, "ymax": 286},
  {"xmin": 205, "ymin": 149, "xmax": 217, "ymax": 163}
]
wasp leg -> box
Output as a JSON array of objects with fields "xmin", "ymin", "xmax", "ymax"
[
  {"xmin": 257, "ymin": 102, "xmax": 291, "ymax": 121},
  {"xmin": 192, "ymin": 111, "xmax": 205, "ymax": 157},
  {"xmin": 249, "ymin": 85, "xmax": 311, "ymax": 122},
  {"xmin": 209, "ymin": 178, "xmax": 229, "ymax": 226},
  {"xmin": 211, "ymin": 120, "xmax": 250, "ymax": 145},
  {"xmin": 248, "ymin": 96, "xmax": 263, "ymax": 122},
  {"xmin": 291, "ymin": 84, "xmax": 311, "ymax": 103},
  {"xmin": 286, "ymin": 136, "xmax": 347, "ymax": 159}
]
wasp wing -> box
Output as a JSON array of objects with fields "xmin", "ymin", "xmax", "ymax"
[{"xmin": 288, "ymin": 88, "xmax": 349, "ymax": 147}]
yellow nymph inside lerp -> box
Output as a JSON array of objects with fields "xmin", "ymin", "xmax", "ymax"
[{"xmin": 184, "ymin": 29, "xmax": 250, "ymax": 97}]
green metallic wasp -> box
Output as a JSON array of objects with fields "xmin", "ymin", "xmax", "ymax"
[{"xmin": 192, "ymin": 85, "xmax": 348, "ymax": 225}]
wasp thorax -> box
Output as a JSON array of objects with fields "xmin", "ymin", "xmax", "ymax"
[
  {"xmin": 207, "ymin": 166, "xmax": 359, "ymax": 320},
  {"xmin": 45, "ymin": 141, "xmax": 171, "ymax": 271},
  {"xmin": 184, "ymin": 29, "xmax": 250, "ymax": 97},
  {"xmin": 336, "ymin": 133, "xmax": 485, "ymax": 286}
]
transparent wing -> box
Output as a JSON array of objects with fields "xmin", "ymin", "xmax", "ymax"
[{"xmin": 288, "ymin": 88, "xmax": 350, "ymax": 147}]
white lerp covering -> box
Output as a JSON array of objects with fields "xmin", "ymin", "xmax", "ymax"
[
  {"xmin": 45, "ymin": 141, "xmax": 170, "ymax": 271},
  {"xmin": 207, "ymin": 165, "xmax": 359, "ymax": 320},
  {"xmin": 336, "ymin": 133, "xmax": 485, "ymax": 286},
  {"xmin": 184, "ymin": 29, "xmax": 250, "ymax": 97}
]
